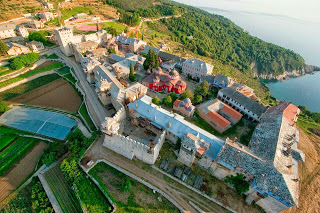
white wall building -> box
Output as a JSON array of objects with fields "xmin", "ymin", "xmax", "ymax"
[
  {"xmin": 0, "ymin": 24, "xmax": 17, "ymax": 39},
  {"xmin": 182, "ymin": 58, "xmax": 214, "ymax": 79}
]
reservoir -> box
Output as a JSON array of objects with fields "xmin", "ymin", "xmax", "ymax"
[{"xmin": 265, "ymin": 72, "xmax": 320, "ymax": 112}]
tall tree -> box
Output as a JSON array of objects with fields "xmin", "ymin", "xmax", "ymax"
[
  {"xmin": 129, "ymin": 63, "xmax": 135, "ymax": 82},
  {"xmin": 0, "ymin": 40, "xmax": 8, "ymax": 55}
]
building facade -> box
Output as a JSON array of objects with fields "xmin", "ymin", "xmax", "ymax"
[
  {"xmin": 173, "ymin": 98, "xmax": 195, "ymax": 117},
  {"xmin": 182, "ymin": 58, "xmax": 214, "ymax": 79},
  {"xmin": 26, "ymin": 41, "xmax": 44, "ymax": 52},
  {"xmin": 218, "ymin": 88, "xmax": 266, "ymax": 122},
  {"xmin": 0, "ymin": 24, "xmax": 17, "ymax": 39}
]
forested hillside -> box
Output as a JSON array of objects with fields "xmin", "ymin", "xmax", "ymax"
[{"xmin": 106, "ymin": 0, "xmax": 307, "ymax": 77}]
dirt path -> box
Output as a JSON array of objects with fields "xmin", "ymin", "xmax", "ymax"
[
  {"xmin": 283, "ymin": 129, "xmax": 320, "ymax": 213},
  {"xmin": 0, "ymin": 142, "xmax": 48, "ymax": 202},
  {"xmin": 86, "ymin": 137, "xmax": 230, "ymax": 213},
  {"xmin": 8, "ymin": 78, "xmax": 81, "ymax": 113}
]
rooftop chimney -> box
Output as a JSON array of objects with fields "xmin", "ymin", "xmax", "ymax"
[{"xmin": 232, "ymin": 137, "xmax": 237, "ymax": 143}]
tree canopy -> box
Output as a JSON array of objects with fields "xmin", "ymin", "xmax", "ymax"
[
  {"xmin": 152, "ymin": 96, "xmax": 161, "ymax": 106},
  {"xmin": 0, "ymin": 40, "xmax": 8, "ymax": 55},
  {"xmin": 8, "ymin": 53, "xmax": 40, "ymax": 70},
  {"xmin": 224, "ymin": 174, "xmax": 250, "ymax": 195},
  {"xmin": 143, "ymin": 49, "xmax": 159, "ymax": 70}
]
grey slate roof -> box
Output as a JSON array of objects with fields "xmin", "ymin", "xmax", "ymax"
[
  {"xmin": 216, "ymin": 142, "xmax": 297, "ymax": 207},
  {"xmin": 109, "ymin": 54, "xmax": 125, "ymax": 63},
  {"xmin": 183, "ymin": 58, "xmax": 214, "ymax": 73},
  {"xmin": 116, "ymin": 34, "xmax": 142, "ymax": 46},
  {"xmin": 219, "ymin": 88, "xmax": 266, "ymax": 117},
  {"xmin": 141, "ymin": 45, "xmax": 160, "ymax": 55},
  {"xmin": 158, "ymin": 51, "xmax": 186, "ymax": 63},
  {"xmin": 214, "ymin": 74, "xmax": 229, "ymax": 86},
  {"xmin": 128, "ymin": 95, "xmax": 225, "ymax": 160},
  {"xmin": 0, "ymin": 24, "xmax": 16, "ymax": 31}
]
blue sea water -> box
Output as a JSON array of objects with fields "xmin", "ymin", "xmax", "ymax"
[{"xmin": 174, "ymin": 3, "xmax": 320, "ymax": 112}]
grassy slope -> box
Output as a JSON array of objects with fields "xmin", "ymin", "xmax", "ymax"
[
  {"xmin": 89, "ymin": 162, "xmax": 179, "ymax": 213},
  {"xmin": 79, "ymin": 103, "xmax": 96, "ymax": 131},
  {"xmin": 0, "ymin": 62, "xmax": 63, "ymax": 88}
]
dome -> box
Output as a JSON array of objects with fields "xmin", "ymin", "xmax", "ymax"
[
  {"xmin": 183, "ymin": 98, "xmax": 191, "ymax": 104},
  {"xmin": 169, "ymin": 69, "xmax": 179, "ymax": 77}
]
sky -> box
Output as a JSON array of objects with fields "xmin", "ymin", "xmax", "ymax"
[{"xmin": 174, "ymin": 0, "xmax": 320, "ymax": 23}]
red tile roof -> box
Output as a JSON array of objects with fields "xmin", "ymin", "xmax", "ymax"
[
  {"xmin": 173, "ymin": 99, "xmax": 180, "ymax": 107},
  {"xmin": 207, "ymin": 111, "xmax": 231, "ymax": 128},
  {"xmin": 197, "ymin": 146, "xmax": 206, "ymax": 156},
  {"xmin": 221, "ymin": 105, "xmax": 242, "ymax": 119},
  {"xmin": 284, "ymin": 104, "xmax": 299, "ymax": 125}
]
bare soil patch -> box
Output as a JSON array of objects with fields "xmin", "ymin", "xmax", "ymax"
[
  {"xmin": 283, "ymin": 129, "xmax": 320, "ymax": 213},
  {"xmin": 0, "ymin": 142, "xmax": 48, "ymax": 202},
  {"xmin": 8, "ymin": 78, "xmax": 81, "ymax": 112}
]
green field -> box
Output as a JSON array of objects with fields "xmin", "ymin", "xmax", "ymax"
[
  {"xmin": 0, "ymin": 73, "xmax": 60, "ymax": 101},
  {"xmin": 0, "ymin": 135, "xmax": 16, "ymax": 151},
  {"xmin": 0, "ymin": 137, "xmax": 37, "ymax": 176},
  {"xmin": 44, "ymin": 165, "xmax": 83, "ymax": 213},
  {"xmin": 47, "ymin": 53, "xmax": 59, "ymax": 59},
  {"xmin": 89, "ymin": 162, "xmax": 179, "ymax": 213},
  {"xmin": 64, "ymin": 73, "xmax": 77, "ymax": 84},
  {"xmin": 60, "ymin": 7, "xmax": 92, "ymax": 21},
  {"xmin": 75, "ymin": 174, "xmax": 112, "ymax": 213},
  {"xmin": 0, "ymin": 65, "xmax": 14, "ymax": 77},
  {"xmin": 0, "ymin": 62, "xmax": 63, "ymax": 88},
  {"xmin": 79, "ymin": 103, "xmax": 96, "ymax": 131},
  {"xmin": 100, "ymin": 21, "xmax": 127, "ymax": 34},
  {"xmin": 57, "ymin": 66, "xmax": 70, "ymax": 75}
]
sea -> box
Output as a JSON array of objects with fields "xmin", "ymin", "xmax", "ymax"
[{"xmin": 174, "ymin": 2, "xmax": 320, "ymax": 112}]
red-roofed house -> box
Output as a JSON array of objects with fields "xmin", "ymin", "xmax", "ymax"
[{"xmin": 198, "ymin": 99, "xmax": 243, "ymax": 133}]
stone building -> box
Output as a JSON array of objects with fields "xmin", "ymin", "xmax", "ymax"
[
  {"xmin": 218, "ymin": 88, "xmax": 266, "ymax": 122},
  {"xmin": 213, "ymin": 74, "xmax": 235, "ymax": 88},
  {"xmin": 29, "ymin": 20, "xmax": 44, "ymax": 29},
  {"xmin": 26, "ymin": 41, "xmax": 44, "ymax": 52},
  {"xmin": 197, "ymin": 99, "xmax": 243, "ymax": 133},
  {"xmin": 0, "ymin": 24, "xmax": 17, "ymax": 39},
  {"xmin": 7, "ymin": 43, "xmax": 30, "ymax": 56},
  {"xmin": 16, "ymin": 25, "xmax": 29, "ymax": 38},
  {"xmin": 142, "ymin": 67, "xmax": 186, "ymax": 94},
  {"xmin": 173, "ymin": 98, "xmax": 195, "ymax": 117},
  {"xmin": 182, "ymin": 58, "xmax": 214, "ymax": 79},
  {"xmin": 115, "ymin": 33, "xmax": 146, "ymax": 53}
]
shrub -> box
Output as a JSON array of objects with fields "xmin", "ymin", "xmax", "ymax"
[
  {"xmin": 0, "ymin": 101, "xmax": 9, "ymax": 114},
  {"xmin": 224, "ymin": 174, "xmax": 249, "ymax": 194},
  {"xmin": 152, "ymin": 96, "xmax": 161, "ymax": 106}
]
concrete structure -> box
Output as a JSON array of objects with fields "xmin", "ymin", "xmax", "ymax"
[
  {"xmin": 16, "ymin": 25, "xmax": 29, "ymax": 38},
  {"xmin": 108, "ymin": 54, "xmax": 125, "ymax": 64},
  {"xmin": 0, "ymin": 24, "xmax": 16, "ymax": 39},
  {"xmin": 81, "ymin": 57, "xmax": 101, "ymax": 79},
  {"xmin": 230, "ymin": 83, "xmax": 255, "ymax": 97},
  {"xmin": 111, "ymin": 54, "xmax": 145, "ymax": 79},
  {"xmin": 173, "ymin": 98, "xmax": 195, "ymax": 117},
  {"xmin": 178, "ymin": 133, "xmax": 210, "ymax": 166},
  {"xmin": 29, "ymin": 20, "xmax": 44, "ymax": 29},
  {"xmin": 75, "ymin": 13, "xmax": 87, "ymax": 19},
  {"xmin": 182, "ymin": 58, "xmax": 214, "ymax": 79},
  {"xmin": 115, "ymin": 33, "xmax": 146, "ymax": 53},
  {"xmin": 26, "ymin": 41, "xmax": 44, "ymax": 52},
  {"xmin": 197, "ymin": 99, "xmax": 242, "ymax": 133},
  {"xmin": 213, "ymin": 74, "xmax": 235, "ymax": 88},
  {"xmin": 7, "ymin": 42, "xmax": 30, "ymax": 56},
  {"xmin": 218, "ymin": 88, "xmax": 266, "ymax": 122},
  {"xmin": 39, "ymin": 12, "xmax": 54, "ymax": 21},
  {"xmin": 142, "ymin": 67, "xmax": 186, "ymax": 94}
]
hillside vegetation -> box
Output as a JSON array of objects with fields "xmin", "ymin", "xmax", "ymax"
[{"xmin": 106, "ymin": 0, "xmax": 306, "ymax": 78}]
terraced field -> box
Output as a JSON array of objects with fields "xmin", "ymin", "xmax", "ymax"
[
  {"xmin": 44, "ymin": 165, "xmax": 82, "ymax": 213},
  {"xmin": 0, "ymin": 135, "xmax": 16, "ymax": 151},
  {"xmin": 0, "ymin": 137, "xmax": 37, "ymax": 176}
]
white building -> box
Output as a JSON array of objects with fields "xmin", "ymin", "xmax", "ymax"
[
  {"xmin": 16, "ymin": 25, "xmax": 29, "ymax": 38},
  {"xmin": 217, "ymin": 88, "xmax": 266, "ymax": 122},
  {"xmin": 26, "ymin": 41, "xmax": 45, "ymax": 52},
  {"xmin": 0, "ymin": 24, "xmax": 17, "ymax": 39},
  {"xmin": 182, "ymin": 58, "xmax": 214, "ymax": 79},
  {"xmin": 54, "ymin": 27, "xmax": 75, "ymax": 56}
]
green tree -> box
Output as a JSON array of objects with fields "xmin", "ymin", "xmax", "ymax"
[
  {"xmin": 179, "ymin": 89, "xmax": 194, "ymax": 101},
  {"xmin": 224, "ymin": 174, "xmax": 250, "ymax": 195},
  {"xmin": 60, "ymin": 158, "xmax": 81, "ymax": 184},
  {"xmin": 0, "ymin": 101, "xmax": 9, "ymax": 114},
  {"xmin": 169, "ymin": 92, "xmax": 178, "ymax": 102},
  {"xmin": 194, "ymin": 95, "xmax": 203, "ymax": 104},
  {"xmin": 121, "ymin": 178, "xmax": 131, "ymax": 192},
  {"xmin": 129, "ymin": 63, "xmax": 135, "ymax": 82},
  {"xmin": 152, "ymin": 96, "xmax": 161, "ymax": 106},
  {"xmin": 143, "ymin": 49, "xmax": 159, "ymax": 70},
  {"xmin": 163, "ymin": 95, "xmax": 173, "ymax": 107},
  {"xmin": 0, "ymin": 40, "xmax": 8, "ymax": 55},
  {"xmin": 108, "ymin": 48, "xmax": 116, "ymax": 54},
  {"xmin": 28, "ymin": 31, "xmax": 48, "ymax": 43},
  {"xmin": 195, "ymin": 80, "xmax": 209, "ymax": 97}
]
